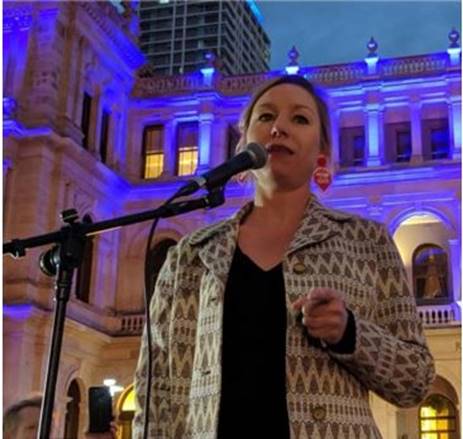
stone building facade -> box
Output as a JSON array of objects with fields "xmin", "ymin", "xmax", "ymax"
[{"xmin": 3, "ymin": 2, "xmax": 461, "ymax": 438}]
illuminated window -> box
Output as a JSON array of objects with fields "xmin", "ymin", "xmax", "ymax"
[
  {"xmin": 176, "ymin": 121, "xmax": 198, "ymax": 176},
  {"xmin": 419, "ymin": 394, "xmax": 457, "ymax": 439},
  {"xmin": 116, "ymin": 384, "xmax": 135, "ymax": 439},
  {"xmin": 413, "ymin": 244, "xmax": 449, "ymax": 304},
  {"xmin": 143, "ymin": 125, "xmax": 164, "ymax": 179}
]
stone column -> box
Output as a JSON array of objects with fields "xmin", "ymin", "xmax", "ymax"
[
  {"xmin": 448, "ymin": 96, "xmax": 461, "ymax": 160},
  {"xmin": 330, "ymin": 109, "xmax": 340, "ymax": 171},
  {"xmin": 20, "ymin": 5, "xmax": 63, "ymax": 128},
  {"xmin": 197, "ymin": 113, "xmax": 214, "ymax": 174},
  {"xmin": 410, "ymin": 100, "xmax": 424, "ymax": 163},
  {"xmin": 162, "ymin": 120, "xmax": 176, "ymax": 177},
  {"xmin": 365, "ymin": 104, "xmax": 384, "ymax": 167}
]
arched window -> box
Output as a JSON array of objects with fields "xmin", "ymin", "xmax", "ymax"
[
  {"xmin": 63, "ymin": 380, "xmax": 81, "ymax": 439},
  {"xmin": 116, "ymin": 384, "xmax": 135, "ymax": 439},
  {"xmin": 146, "ymin": 238, "xmax": 177, "ymax": 300},
  {"xmin": 419, "ymin": 394, "xmax": 458, "ymax": 439},
  {"xmin": 75, "ymin": 214, "xmax": 94, "ymax": 303},
  {"xmin": 413, "ymin": 244, "xmax": 449, "ymax": 304}
]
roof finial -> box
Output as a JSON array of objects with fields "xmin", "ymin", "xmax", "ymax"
[
  {"xmin": 448, "ymin": 27, "xmax": 460, "ymax": 48},
  {"xmin": 285, "ymin": 46, "xmax": 300, "ymax": 75},
  {"xmin": 366, "ymin": 37, "xmax": 378, "ymax": 58},
  {"xmin": 287, "ymin": 45, "xmax": 300, "ymax": 66}
]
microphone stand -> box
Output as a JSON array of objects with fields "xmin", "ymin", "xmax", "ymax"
[{"xmin": 3, "ymin": 187, "xmax": 225, "ymax": 439}]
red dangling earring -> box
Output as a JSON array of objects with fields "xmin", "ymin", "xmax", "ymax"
[{"xmin": 313, "ymin": 154, "xmax": 332, "ymax": 191}]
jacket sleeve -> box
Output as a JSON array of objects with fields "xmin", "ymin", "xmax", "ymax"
[
  {"xmin": 133, "ymin": 244, "xmax": 179, "ymax": 439},
  {"xmin": 329, "ymin": 223, "xmax": 435, "ymax": 407}
]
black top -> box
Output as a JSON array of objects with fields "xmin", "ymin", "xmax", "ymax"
[{"xmin": 217, "ymin": 246, "xmax": 290, "ymax": 439}]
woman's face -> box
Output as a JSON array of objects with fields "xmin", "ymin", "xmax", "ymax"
[{"xmin": 245, "ymin": 83, "xmax": 323, "ymax": 192}]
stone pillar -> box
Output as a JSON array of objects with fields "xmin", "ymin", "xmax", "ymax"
[
  {"xmin": 20, "ymin": 4, "xmax": 63, "ymax": 128},
  {"xmin": 210, "ymin": 120, "xmax": 229, "ymax": 167},
  {"xmin": 365, "ymin": 105, "xmax": 384, "ymax": 167},
  {"xmin": 197, "ymin": 113, "xmax": 214, "ymax": 174},
  {"xmin": 3, "ymin": 6, "xmax": 33, "ymax": 99},
  {"xmin": 448, "ymin": 96, "xmax": 461, "ymax": 160},
  {"xmin": 410, "ymin": 100, "xmax": 424, "ymax": 163},
  {"xmin": 162, "ymin": 120, "xmax": 176, "ymax": 177},
  {"xmin": 330, "ymin": 109, "xmax": 340, "ymax": 171}
]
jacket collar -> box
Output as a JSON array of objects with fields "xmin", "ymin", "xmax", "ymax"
[
  {"xmin": 186, "ymin": 196, "xmax": 352, "ymax": 286},
  {"xmin": 187, "ymin": 196, "xmax": 352, "ymax": 252}
]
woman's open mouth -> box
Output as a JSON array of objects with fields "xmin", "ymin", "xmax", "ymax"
[{"xmin": 267, "ymin": 144, "xmax": 294, "ymax": 155}]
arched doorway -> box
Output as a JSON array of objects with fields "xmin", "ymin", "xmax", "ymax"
[
  {"xmin": 116, "ymin": 384, "xmax": 135, "ymax": 439},
  {"xmin": 63, "ymin": 380, "xmax": 81, "ymax": 439}
]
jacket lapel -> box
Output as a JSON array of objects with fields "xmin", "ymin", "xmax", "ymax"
[
  {"xmin": 287, "ymin": 197, "xmax": 352, "ymax": 255},
  {"xmin": 190, "ymin": 202, "xmax": 253, "ymax": 286}
]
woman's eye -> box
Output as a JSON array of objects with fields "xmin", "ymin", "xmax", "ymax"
[
  {"xmin": 257, "ymin": 113, "xmax": 274, "ymax": 122},
  {"xmin": 294, "ymin": 114, "xmax": 309, "ymax": 124}
]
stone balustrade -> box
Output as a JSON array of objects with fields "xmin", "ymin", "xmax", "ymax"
[{"xmin": 133, "ymin": 52, "xmax": 455, "ymax": 98}]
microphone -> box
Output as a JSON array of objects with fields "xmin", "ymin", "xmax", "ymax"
[{"xmin": 176, "ymin": 142, "xmax": 267, "ymax": 197}]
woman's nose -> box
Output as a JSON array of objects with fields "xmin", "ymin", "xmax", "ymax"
[
  {"xmin": 270, "ymin": 123, "xmax": 287, "ymax": 138},
  {"xmin": 270, "ymin": 117, "xmax": 289, "ymax": 138}
]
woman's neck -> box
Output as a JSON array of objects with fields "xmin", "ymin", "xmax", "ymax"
[{"xmin": 247, "ymin": 185, "xmax": 312, "ymax": 227}]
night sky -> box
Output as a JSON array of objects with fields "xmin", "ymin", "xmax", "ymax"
[{"xmin": 255, "ymin": 1, "xmax": 461, "ymax": 69}]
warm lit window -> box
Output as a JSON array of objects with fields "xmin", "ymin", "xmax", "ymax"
[
  {"xmin": 413, "ymin": 244, "xmax": 449, "ymax": 304},
  {"xmin": 419, "ymin": 394, "xmax": 457, "ymax": 439},
  {"xmin": 176, "ymin": 121, "xmax": 198, "ymax": 176},
  {"xmin": 116, "ymin": 384, "xmax": 136, "ymax": 439},
  {"xmin": 143, "ymin": 125, "xmax": 164, "ymax": 179}
]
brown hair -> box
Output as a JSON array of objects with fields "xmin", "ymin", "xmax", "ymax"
[{"xmin": 237, "ymin": 75, "xmax": 332, "ymax": 157}]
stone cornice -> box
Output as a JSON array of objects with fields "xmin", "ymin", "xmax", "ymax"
[{"xmin": 78, "ymin": 2, "xmax": 144, "ymax": 71}]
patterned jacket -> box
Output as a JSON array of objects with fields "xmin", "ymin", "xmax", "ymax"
[{"xmin": 133, "ymin": 198, "xmax": 435, "ymax": 439}]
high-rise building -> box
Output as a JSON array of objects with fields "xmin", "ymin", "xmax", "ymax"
[{"xmin": 138, "ymin": 0, "xmax": 270, "ymax": 75}]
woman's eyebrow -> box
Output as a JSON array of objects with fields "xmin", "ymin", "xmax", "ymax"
[
  {"xmin": 292, "ymin": 104, "xmax": 317, "ymax": 116},
  {"xmin": 255, "ymin": 102, "xmax": 276, "ymax": 110},
  {"xmin": 256, "ymin": 102, "xmax": 317, "ymax": 117}
]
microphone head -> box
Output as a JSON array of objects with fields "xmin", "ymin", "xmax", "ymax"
[{"xmin": 245, "ymin": 143, "xmax": 268, "ymax": 169}]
